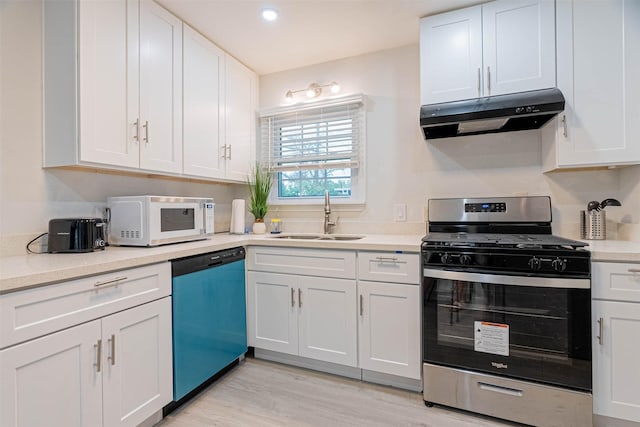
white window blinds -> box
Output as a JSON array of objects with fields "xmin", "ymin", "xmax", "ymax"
[{"xmin": 260, "ymin": 95, "xmax": 365, "ymax": 172}]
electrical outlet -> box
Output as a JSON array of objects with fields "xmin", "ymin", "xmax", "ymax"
[{"xmin": 394, "ymin": 204, "xmax": 406, "ymax": 222}]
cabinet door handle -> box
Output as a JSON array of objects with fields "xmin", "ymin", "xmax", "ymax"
[
  {"xmin": 95, "ymin": 339, "xmax": 102, "ymax": 372},
  {"xmin": 94, "ymin": 276, "xmax": 127, "ymax": 288},
  {"xmin": 375, "ymin": 256, "xmax": 398, "ymax": 262},
  {"xmin": 291, "ymin": 287, "xmax": 295, "ymax": 307},
  {"xmin": 108, "ymin": 334, "xmax": 116, "ymax": 366},
  {"xmin": 133, "ymin": 119, "xmax": 140, "ymax": 142},
  {"xmin": 628, "ymin": 268, "xmax": 640, "ymax": 273},
  {"xmin": 477, "ymin": 67, "xmax": 481, "ymax": 97},
  {"xmin": 143, "ymin": 120, "xmax": 149, "ymax": 143},
  {"xmin": 359, "ymin": 294, "xmax": 363, "ymax": 316},
  {"xmin": 597, "ymin": 317, "xmax": 604, "ymax": 345},
  {"xmin": 298, "ymin": 288, "xmax": 302, "ymax": 308},
  {"xmin": 220, "ymin": 145, "xmax": 227, "ymax": 159},
  {"xmin": 561, "ymin": 114, "xmax": 568, "ymax": 138},
  {"xmin": 227, "ymin": 144, "xmax": 232, "ymax": 160},
  {"xmin": 487, "ymin": 66, "xmax": 491, "ymax": 95}
]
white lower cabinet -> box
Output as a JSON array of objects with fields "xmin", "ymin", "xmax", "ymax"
[
  {"xmin": 247, "ymin": 270, "xmax": 357, "ymax": 367},
  {"xmin": 0, "ymin": 263, "xmax": 172, "ymax": 427},
  {"xmin": 358, "ymin": 281, "xmax": 421, "ymax": 379},
  {"xmin": 357, "ymin": 252, "xmax": 421, "ymax": 380},
  {"xmin": 592, "ymin": 261, "xmax": 640, "ymax": 425}
]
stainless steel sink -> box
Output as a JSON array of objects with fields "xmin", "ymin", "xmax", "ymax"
[{"xmin": 269, "ymin": 234, "xmax": 364, "ymax": 241}]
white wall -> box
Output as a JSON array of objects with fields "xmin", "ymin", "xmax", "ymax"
[
  {"xmin": 259, "ymin": 44, "xmax": 640, "ymax": 238},
  {"xmin": 0, "ymin": 1, "xmax": 246, "ymax": 255}
]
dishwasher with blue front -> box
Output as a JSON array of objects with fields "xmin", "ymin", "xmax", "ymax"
[{"xmin": 165, "ymin": 247, "xmax": 247, "ymax": 411}]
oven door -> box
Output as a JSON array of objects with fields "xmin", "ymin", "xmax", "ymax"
[{"xmin": 423, "ymin": 268, "xmax": 591, "ymax": 391}]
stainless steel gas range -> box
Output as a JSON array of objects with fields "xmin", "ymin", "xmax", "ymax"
[{"xmin": 421, "ymin": 196, "xmax": 592, "ymax": 427}]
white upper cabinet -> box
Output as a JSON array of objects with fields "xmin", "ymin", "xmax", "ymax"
[
  {"xmin": 138, "ymin": 0, "xmax": 183, "ymax": 173},
  {"xmin": 420, "ymin": 6, "xmax": 483, "ymax": 104},
  {"xmin": 183, "ymin": 24, "xmax": 226, "ymax": 179},
  {"xmin": 224, "ymin": 55, "xmax": 257, "ymax": 182},
  {"xmin": 542, "ymin": 0, "xmax": 640, "ymax": 170},
  {"xmin": 44, "ymin": 0, "xmax": 256, "ymax": 183},
  {"xmin": 46, "ymin": 0, "xmax": 182, "ymax": 174},
  {"xmin": 420, "ymin": 0, "xmax": 556, "ymax": 105}
]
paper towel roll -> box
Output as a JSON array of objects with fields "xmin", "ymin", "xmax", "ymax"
[{"xmin": 230, "ymin": 199, "xmax": 245, "ymax": 234}]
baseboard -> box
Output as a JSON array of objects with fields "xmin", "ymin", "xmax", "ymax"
[
  {"xmin": 362, "ymin": 369, "xmax": 422, "ymax": 392},
  {"xmin": 594, "ymin": 414, "xmax": 640, "ymax": 427}
]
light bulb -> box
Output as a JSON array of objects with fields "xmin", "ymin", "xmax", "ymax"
[
  {"xmin": 306, "ymin": 83, "xmax": 321, "ymax": 98},
  {"xmin": 261, "ymin": 8, "xmax": 278, "ymax": 21},
  {"xmin": 330, "ymin": 82, "xmax": 340, "ymax": 94}
]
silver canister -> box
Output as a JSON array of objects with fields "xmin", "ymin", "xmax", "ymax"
[{"xmin": 580, "ymin": 210, "xmax": 606, "ymax": 240}]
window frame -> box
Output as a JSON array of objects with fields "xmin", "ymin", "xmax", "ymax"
[{"xmin": 259, "ymin": 94, "xmax": 366, "ymax": 206}]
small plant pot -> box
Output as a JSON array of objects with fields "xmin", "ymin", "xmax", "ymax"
[{"xmin": 252, "ymin": 221, "xmax": 267, "ymax": 234}]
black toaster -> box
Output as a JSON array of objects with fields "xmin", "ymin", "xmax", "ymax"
[{"xmin": 48, "ymin": 218, "xmax": 106, "ymax": 253}]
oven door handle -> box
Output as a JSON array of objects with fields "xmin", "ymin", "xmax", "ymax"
[{"xmin": 423, "ymin": 268, "xmax": 590, "ymax": 289}]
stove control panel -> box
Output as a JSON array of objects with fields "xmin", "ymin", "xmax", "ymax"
[{"xmin": 465, "ymin": 202, "xmax": 507, "ymax": 213}]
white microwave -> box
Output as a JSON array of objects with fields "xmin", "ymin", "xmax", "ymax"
[{"xmin": 107, "ymin": 196, "xmax": 214, "ymax": 247}]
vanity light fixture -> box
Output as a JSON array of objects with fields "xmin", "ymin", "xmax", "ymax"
[{"xmin": 285, "ymin": 82, "xmax": 340, "ymax": 102}]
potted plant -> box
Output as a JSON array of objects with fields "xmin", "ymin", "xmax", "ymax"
[{"xmin": 246, "ymin": 163, "xmax": 272, "ymax": 234}]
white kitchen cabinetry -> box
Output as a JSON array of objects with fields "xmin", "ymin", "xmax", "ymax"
[
  {"xmin": 246, "ymin": 247, "xmax": 357, "ymax": 367},
  {"xmin": 357, "ymin": 252, "xmax": 421, "ymax": 380},
  {"xmin": 0, "ymin": 263, "xmax": 172, "ymax": 427},
  {"xmin": 223, "ymin": 54, "xmax": 258, "ymax": 182},
  {"xmin": 542, "ymin": 0, "xmax": 640, "ymax": 171},
  {"xmin": 420, "ymin": 0, "xmax": 555, "ymax": 105},
  {"xmin": 183, "ymin": 24, "xmax": 225, "ymax": 179},
  {"xmin": 592, "ymin": 262, "xmax": 640, "ymax": 426},
  {"xmin": 44, "ymin": 0, "xmax": 182, "ymax": 175},
  {"xmin": 182, "ymin": 24, "xmax": 257, "ymax": 182}
]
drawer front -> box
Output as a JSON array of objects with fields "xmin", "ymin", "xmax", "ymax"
[
  {"xmin": 0, "ymin": 263, "xmax": 171, "ymax": 349},
  {"xmin": 247, "ymin": 247, "xmax": 356, "ymax": 279},
  {"xmin": 592, "ymin": 261, "xmax": 640, "ymax": 302},
  {"xmin": 357, "ymin": 252, "xmax": 420, "ymax": 284}
]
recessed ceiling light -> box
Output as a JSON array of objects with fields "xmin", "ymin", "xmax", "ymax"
[{"xmin": 262, "ymin": 8, "xmax": 278, "ymax": 21}]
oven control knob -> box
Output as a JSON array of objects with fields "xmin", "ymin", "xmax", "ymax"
[
  {"xmin": 440, "ymin": 253, "xmax": 453, "ymax": 264},
  {"xmin": 459, "ymin": 255, "xmax": 472, "ymax": 265},
  {"xmin": 552, "ymin": 258, "xmax": 567, "ymax": 272},
  {"xmin": 528, "ymin": 256, "xmax": 542, "ymax": 271}
]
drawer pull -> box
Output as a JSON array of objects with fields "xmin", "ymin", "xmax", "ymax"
[
  {"xmin": 375, "ymin": 256, "xmax": 398, "ymax": 262},
  {"xmin": 478, "ymin": 382, "xmax": 522, "ymax": 397},
  {"xmin": 95, "ymin": 339, "xmax": 102, "ymax": 372},
  {"xmin": 628, "ymin": 269, "xmax": 640, "ymax": 273},
  {"xmin": 94, "ymin": 276, "xmax": 127, "ymax": 288},
  {"xmin": 108, "ymin": 334, "xmax": 116, "ymax": 366},
  {"xmin": 597, "ymin": 317, "xmax": 604, "ymax": 345}
]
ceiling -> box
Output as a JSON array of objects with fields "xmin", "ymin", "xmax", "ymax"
[{"xmin": 156, "ymin": 0, "xmax": 483, "ymax": 75}]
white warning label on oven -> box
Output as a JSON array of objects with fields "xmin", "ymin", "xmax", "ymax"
[{"xmin": 474, "ymin": 321, "xmax": 509, "ymax": 356}]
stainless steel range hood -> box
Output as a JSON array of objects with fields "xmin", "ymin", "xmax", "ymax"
[{"xmin": 420, "ymin": 88, "xmax": 565, "ymax": 140}]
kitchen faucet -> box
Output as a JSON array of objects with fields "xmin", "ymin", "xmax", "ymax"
[{"xmin": 324, "ymin": 190, "xmax": 336, "ymax": 234}]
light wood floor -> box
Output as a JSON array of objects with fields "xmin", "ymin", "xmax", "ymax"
[{"xmin": 158, "ymin": 357, "xmax": 516, "ymax": 427}]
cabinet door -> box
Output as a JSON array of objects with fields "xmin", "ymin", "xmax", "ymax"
[
  {"xmin": 0, "ymin": 320, "xmax": 102, "ymax": 427},
  {"xmin": 419, "ymin": 6, "xmax": 483, "ymax": 104},
  {"xmin": 224, "ymin": 55, "xmax": 257, "ymax": 182},
  {"xmin": 358, "ymin": 281, "xmax": 421, "ymax": 379},
  {"xmin": 183, "ymin": 25, "xmax": 226, "ymax": 179},
  {"xmin": 593, "ymin": 300, "xmax": 640, "ymax": 423},
  {"xmin": 246, "ymin": 271, "xmax": 298, "ymax": 355},
  {"xmin": 139, "ymin": 0, "xmax": 183, "ymax": 173},
  {"xmin": 555, "ymin": 0, "xmax": 640, "ymax": 167},
  {"xmin": 482, "ymin": 0, "xmax": 556, "ymax": 96},
  {"xmin": 298, "ymin": 276, "xmax": 357, "ymax": 367},
  {"xmin": 78, "ymin": 0, "xmax": 139, "ymax": 168},
  {"xmin": 101, "ymin": 297, "xmax": 173, "ymax": 427}
]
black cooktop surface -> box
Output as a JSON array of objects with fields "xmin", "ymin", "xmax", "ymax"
[{"xmin": 422, "ymin": 232, "xmax": 588, "ymax": 250}]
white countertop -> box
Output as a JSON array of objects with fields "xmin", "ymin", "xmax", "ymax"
[
  {"xmin": 2, "ymin": 233, "xmax": 638, "ymax": 295},
  {"xmin": 581, "ymin": 240, "xmax": 640, "ymax": 263},
  {"xmin": 0, "ymin": 233, "xmax": 423, "ymax": 294}
]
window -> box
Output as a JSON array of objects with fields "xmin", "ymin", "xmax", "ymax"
[{"xmin": 259, "ymin": 94, "xmax": 365, "ymax": 204}]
